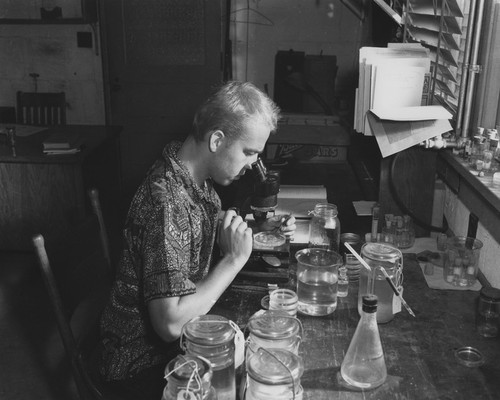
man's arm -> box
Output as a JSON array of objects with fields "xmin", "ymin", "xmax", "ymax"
[{"xmin": 148, "ymin": 209, "xmax": 252, "ymax": 342}]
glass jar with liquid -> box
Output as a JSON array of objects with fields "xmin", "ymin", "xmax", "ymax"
[
  {"xmin": 245, "ymin": 348, "xmax": 304, "ymax": 400},
  {"xmin": 308, "ymin": 203, "xmax": 341, "ymax": 252},
  {"xmin": 246, "ymin": 310, "xmax": 302, "ymax": 363},
  {"xmin": 358, "ymin": 243, "xmax": 403, "ymax": 323},
  {"xmin": 182, "ymin": 315, "xmax": 236, "ymax": 400},
  {"xmin": 163, "ymin": 354, "xmax": 216, "ymax": 400}
]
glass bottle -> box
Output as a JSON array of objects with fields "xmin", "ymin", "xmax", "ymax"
[
  {"xmin": 341, "ymin": 295, "xmax": 387, "ymax": 390},
  {"xmin": 337, "ymin": 265, "xmax": 349, "ymax": 297},
  {"xmin": 308, "ymin": 203, "xmax": 341, "ymax": 252},
  {"xmin": 476, "ymin": 287, "xmax": 500, "ymax": 338},
  {"xmin": 182, "ymin": 315, "xmax": 236, "ymax": 400},
  {"xmin": 163, "ymin": 354, "xmax": 217, "ymax": 400}
]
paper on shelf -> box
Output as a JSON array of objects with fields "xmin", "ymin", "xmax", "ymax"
[
  {"xmin": 367, "ymin": 112, "xmax": 453, "ymax": 158},
  {"xmin": 371, "ymin": 105, "xmax": 452, "ymax": 121}
]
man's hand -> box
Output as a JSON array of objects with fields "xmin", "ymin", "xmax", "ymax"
[
  {"xmin": 260, "ymin": 214, "xmax": 297, "ymax": 238},
  {"xmin": 217, "ymin": 209, "xmax": 253, "ymax": 266}
]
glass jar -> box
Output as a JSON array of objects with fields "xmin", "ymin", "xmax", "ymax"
[
  {"xmin": 245, "ymin": 348, "xmax": 304, "ymax": 400},
  {"xmin": 182, "ymin": 315, "xmax": 236, "ymax": 400},
  {"xmin": 246, "ymin": 310, "xmax": 302, "ymax": 364},
  {"xmin": 269, "ymin": 289, "xmax": 299, "ymax": 316},
  {"xmin": 308, "ymin": 203, "xmax": 341, "ymax": 252},
  {"xmin": 476, "ymin": 287, "xmax": 500, "ymax": 338},
  {"xmin": 163, "ymin": 354, "xmax": 216, "ymax": 400},
  {"xmin": 358, "ymin": 243, "xmax": 403, "ymax": 324}
]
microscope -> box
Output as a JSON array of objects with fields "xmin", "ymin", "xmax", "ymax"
[{"xmin": 243, "ymin": 158, "xmax": 291, "ymax": 274}]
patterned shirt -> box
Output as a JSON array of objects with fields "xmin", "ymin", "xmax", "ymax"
[{"xmin": 99, "ymin": 141, "xmax": 221, "ymax": 381}]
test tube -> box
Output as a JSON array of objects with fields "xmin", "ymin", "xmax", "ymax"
[{"xmin": 371, "ymin": 203, "xmax": 380, "ymax": 242}]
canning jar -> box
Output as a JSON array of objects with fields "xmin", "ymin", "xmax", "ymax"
[
  {"xmin": 162, "ymin": 354, "xmax": 216, "ymax": 400},
  {"xmin": 358, "ymin": 243, "xmax": 403, "ymax": 323},
  {"xmin": 308, "ymin": 203, "xmax": 341, "ymax": 252},
  {"xmin": 245, "ymin": 348, "xmax": 304, "ymax": 400},
  {"xmin": 182, "ymin": 315, "xmax": 236, "ymax": 400},
  {"xmin": 246, "ymin": 310, "xmax": 302, "ymax": 363}
]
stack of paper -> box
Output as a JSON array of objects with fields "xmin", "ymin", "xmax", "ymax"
[
  {"xmin": 354, "ymin": 43, "xmax": 432, "ymax": 136},
  {"xmin": 43, "ymin": 132, "xmax": 83, "ymax": 155},
  {"xmin": 354, "ymin": 44, "xmax": 454, "ymax": 157}
]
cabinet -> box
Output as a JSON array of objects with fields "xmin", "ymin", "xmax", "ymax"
[
  {"xmin": 0, "ymin": 0, "xmax": 97, "ymax": 24},
  {"xmin": 0, "ymin": 125, "xmax": 121, "ymax": 251}
]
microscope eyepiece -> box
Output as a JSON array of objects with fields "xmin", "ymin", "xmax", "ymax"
[{"xmin": 252, "ymin": 157, "xmax": 268, "ymax": 183}]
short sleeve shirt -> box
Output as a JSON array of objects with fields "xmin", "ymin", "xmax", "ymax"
[{"xmin": 99, "ymin": 141, "xmax": 221, "ymax": 381}]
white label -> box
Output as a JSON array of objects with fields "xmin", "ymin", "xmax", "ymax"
[
  {"xmin": 393, "ymin": 287, "xmax": 402, "ymax": 314},
  {"xmin": 231, "ymin": 321, "xmax": 245, "ymax": 368}
]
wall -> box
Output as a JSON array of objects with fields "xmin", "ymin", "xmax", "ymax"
[
  {"xmin": 444, "ymin": 185, "xmax": 500, "ymax": 288},
  {"xmin": 230, "ymin": 0, "xmax": 368, "ymax": 113},
  {"xmin": 0, "ymin": 23, "xmax": 105, "ymax": 124}
]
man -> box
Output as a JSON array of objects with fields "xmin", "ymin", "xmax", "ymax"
[{"xmin": 99, "ymin": 81, "xmax": 295, "ymax": 399}]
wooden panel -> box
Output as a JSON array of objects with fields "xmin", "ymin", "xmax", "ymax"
[
  {"xmin": 0, "ymin": 163, "xmax": 83, "ymax": 250},
  {"xmin": 0, "ymin": 125, "xmax": 121, "ymax": 251},
  {"xmin": 436, "ymin": 154, "xmax": 460, "ymax": 193}
]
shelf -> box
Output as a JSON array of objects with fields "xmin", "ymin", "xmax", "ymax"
[{"xmin": 0, "ymin": 18, "xmax": 91, "ymax": 25}]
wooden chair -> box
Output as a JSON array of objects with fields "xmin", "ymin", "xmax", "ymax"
[
  {"xmin": 32, "ymin": 188, "xmax": 121, "ymax": 400},
  {"xmin": 17, "ymin": 91, "xmax": 66, "ymax": 125}
]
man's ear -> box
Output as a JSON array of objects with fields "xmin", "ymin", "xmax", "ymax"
[{"xmin": 209, "ymin": 130, "xmax": 225, "ymax": 153}]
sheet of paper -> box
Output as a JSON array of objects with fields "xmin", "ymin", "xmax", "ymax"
[
  {"xmin": 289, "ymin": 219, "xmax": 310, "ymax": 244},
  {"xmin": 371, "ymin": 64, "xmax": 426, "ymax": 110},
  {"xmin": 367, "ymin": 112, "xmax": 453, "ymax": 157},
  {"xmin": 276, "ymin": 185, "xmax": 327, "ymax": 218},
  {"xmin": 353, "ymin": 200, "xmax": 377, "ymax": 216},
  {"xmin": 371, "ymin": 105, "xmax": 453, "ymax": 121}
]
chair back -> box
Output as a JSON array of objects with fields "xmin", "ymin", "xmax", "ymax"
[
  {"xmin": 32, "ymin": 188, "xmax": 116, "ymax": 400},
  {"xmin": 17, "ymin": 91, "xmax": 66, "ymax": 125}
]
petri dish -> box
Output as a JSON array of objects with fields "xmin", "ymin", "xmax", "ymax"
[
  {"xmin": 454, "ymin": 346, "xmax": 485, "ymax": 367},
  {"xmin": 254, "ymin": 231, "xmax": 286, "ymax": 248}
]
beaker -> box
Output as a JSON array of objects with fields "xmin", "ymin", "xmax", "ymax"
[
  {"xmin": 443, "ymin": 236, "xmax": 483, "ymax": 287},
  {"xmin": 358, "ymin": 243, "xmax": 403, "ymax": 323},
  {"xmin": 295, "ymin": 248, "xmax": 343, "ymax": 316}
]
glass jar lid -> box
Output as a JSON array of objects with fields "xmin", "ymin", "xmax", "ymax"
[
  {"xmin": 247, "ymin": 310, "xmax": 300, "ymax": 340},
  {"xmin": 183, "ymin": 315, "xmax": 235, "ymax": 346},
  {"xmin": 312, "ymin": 202, "xmax": 338, "ymax": 217},
  {"xmin": 361, "ymin": 242, "xmax": 401, "ymax": 263},
  {"xmin": 247, "ymin": 348, "xmax": 304, "ymax": 385}
]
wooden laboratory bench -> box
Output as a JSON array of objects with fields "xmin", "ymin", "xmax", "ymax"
[
  {"xmin": 0, "ymin": 125, "xmax": 122, "ymax": 251},
  {"xmin": 212, "ymin": 252, "xmax": 500, "ymax": 400}
]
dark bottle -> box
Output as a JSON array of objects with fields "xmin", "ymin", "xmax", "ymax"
[{"xmin": 341, "ymin": 295, "xmax": 387, "ymax": 389}]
